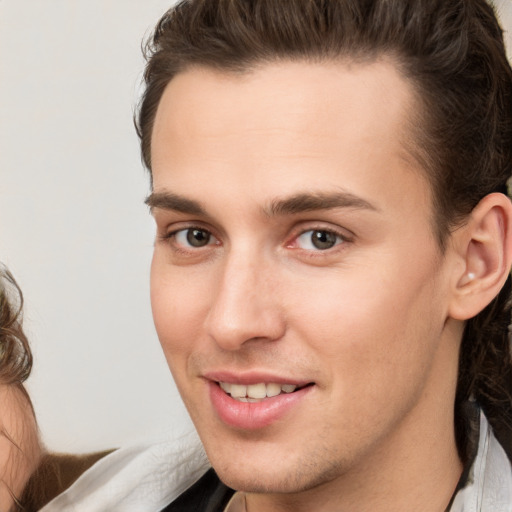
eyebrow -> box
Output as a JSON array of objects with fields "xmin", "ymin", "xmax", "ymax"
[
  {"xmin": 145, "ymin": 190, "xmax": 378, "ymax": 217},
  {"xmin": 145, "ymin": 191, "xmax": 206, "ymax": 215},
  {"xmin": 265, "ymin": 191, "xmax": 378, "ymax": 216}
]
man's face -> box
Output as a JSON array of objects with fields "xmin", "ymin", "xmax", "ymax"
[{"xmin": 149, "ymin": 60, "xmax": 460, "ymax": 493}]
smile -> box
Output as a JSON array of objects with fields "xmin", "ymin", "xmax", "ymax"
[
  {"xmin": 209, "ymin": 379, "xmax": 315, "ymax": 429},
  {"xmin": 218, "ymin": 382, "xmax": 299, "ymax": 402}
]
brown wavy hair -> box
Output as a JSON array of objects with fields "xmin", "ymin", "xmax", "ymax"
[
  {"xmin": 0, "ymin": 267, "xmax": 33, "ymax": 390},
  {"xmin": 0, "ymin": 266, "xmax": 41, "ymax": 510},
  {"xmin": 135, "ymin": 0, "xmax": 512, "ymax": 461}
]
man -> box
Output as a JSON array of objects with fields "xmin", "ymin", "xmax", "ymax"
[
  {"xmin": 140, "ymin": 0, "xmax": 512, "ymax": 510},
  {"xmin": 40, "ymin": 0, "xmax": 512, "ymax": 510}
]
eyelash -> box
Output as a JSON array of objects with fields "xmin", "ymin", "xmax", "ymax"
[
  {"xmin": 159, "ymin": 224, "xmax": 352, "ymax": 256},
  {"xmin": 159, "ymin": 226, "xmax": 219, "ymax": 252},
  {"xmin": 289, "ymin": 227, "xmax": 350, "ymax": 252}
]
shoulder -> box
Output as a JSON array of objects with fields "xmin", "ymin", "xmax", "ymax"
[
  {"xmin": 21, "ymin": 450, "xmax": 113, "ymax": 510},
  {"xmin": 38, "ymin": 433, "xmax": 210, "ymax": 512}
]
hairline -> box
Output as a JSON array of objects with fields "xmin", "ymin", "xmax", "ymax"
[{"xmin": 146, "ymin": 54, "xmax": 450, "ymax": 251}]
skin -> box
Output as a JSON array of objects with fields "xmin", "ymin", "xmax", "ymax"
[
  {"xmin": 149, "ymin": 60, "xmax": 467, "ymax": 511},
  {"xmin": 0, "ymin": 385, "xmax": 41, "ymax": 511}
]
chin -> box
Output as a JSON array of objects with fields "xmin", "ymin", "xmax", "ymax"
[
  {"xmin": 218, "ymin": 470, "xmax": 308, "ymax": 494},
  {"xmin": 207, "ymin": 447, "xmax": 346, "ymax": 495}
]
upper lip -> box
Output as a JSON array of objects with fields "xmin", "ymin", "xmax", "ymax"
[{"xmin": 203, "ymin": 370, "xmax": 313, "ymax": 387}]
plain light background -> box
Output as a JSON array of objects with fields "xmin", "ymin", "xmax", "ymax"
[
  {"xmin": 0, "ymin": 0, "xmax": 191, "ymax": 453},
  {"xmin": 1, "ymin": 0, "xmax": 511, "ymax": 454}
]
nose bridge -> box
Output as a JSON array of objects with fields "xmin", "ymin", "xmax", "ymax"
[{"xmin": 205, "ymin": 246, "xmax": 284, "ymax": 350}]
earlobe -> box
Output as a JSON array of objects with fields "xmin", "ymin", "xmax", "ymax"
[{"xmin": 449, "ymin": 193, "xmax": 512, "ymax": 321}]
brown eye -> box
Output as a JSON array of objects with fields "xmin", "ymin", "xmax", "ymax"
[
  {"xmin": 311, "ymin": 230, "xmax": 338, "ymax": 249},
  {"xmin": 172, "ymin": 228, "xmax": 215, "ymax": 248},
  {"xmin": 296, "ymin": 230, "xmax": 342, "ymax": 250},
  {"xmin": 185, "ymin": 228, "xmax": 211, "ymax": 247}
]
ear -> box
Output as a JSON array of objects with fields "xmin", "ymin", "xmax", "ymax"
[{"xmin": 448, "ymin": 193, "xmax": 512, "ymax": 321}]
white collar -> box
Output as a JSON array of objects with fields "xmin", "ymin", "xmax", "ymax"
[{"xmin": 449, "ymin": 411, "xmax": 512, "ymax": 511}]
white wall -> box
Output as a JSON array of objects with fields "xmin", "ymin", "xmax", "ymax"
[
  {"xmin": 0, "ymin": 0, "xmax": 193, "ymax": 453},
  {"xmin": 498, "ymin": 0, "xmax": 512, "ymax": 54},
  {"xmin": 0, "ymin": 0, "xmax": 511, "ymax": 454}
]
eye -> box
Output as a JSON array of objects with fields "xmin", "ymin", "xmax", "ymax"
[
  {"xmin": 296, "ymin": 229, "xmax": 344, "ymax": 250},
  {"xmin": 174, "ymin": 228, "xmax": 216, "ymax": 248}
]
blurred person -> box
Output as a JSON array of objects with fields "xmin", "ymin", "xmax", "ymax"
[
  {"xmin": 0, "ymin": 267, "xmax": 110, "ymax": 511},
  {"xmin": 0, "ymin": 266, "xmax": 41, "ymax": 510}
]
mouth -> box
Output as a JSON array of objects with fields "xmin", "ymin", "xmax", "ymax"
[
  {"xmin": 217, "ymin": 381, "xmax": 312, "ymax": 403},
  {"xmin": 208, "ymin": 377, "xmax": 315, "ymax": 429}
]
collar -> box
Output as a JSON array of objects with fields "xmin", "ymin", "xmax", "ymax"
[{"xmin": 449, "ymin": 410, "xmax": 512, "ymax": 511}]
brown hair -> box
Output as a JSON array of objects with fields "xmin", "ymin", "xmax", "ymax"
[
  {"xmin": 0, "ymin": 267, "xmax": 33, "ymax": 390},
  {"xmin": 135, "ymin": 0, "xmax": 512, "ymax": 460},
  {"xmin": 0, "ymin": 267, "xmax": 42, "ymax": 510}
]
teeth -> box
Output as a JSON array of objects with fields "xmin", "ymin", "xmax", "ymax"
[
  {"xmin": 266, "ymin": 383, "xmax": 281, "ymax": 397},
  {"xmin": 230, "ymin": 384, "xmax": 247, "ymax": 398},
  {"xmin": 219, "ymin": 382, "xmax": 299, "ymax": 400},
  {"xmin": 219, "ymin": 381, "xmax": 231, "ymax": 393},
  {"xmin": 247, "ymin": 383, "xmax": 266, "ymax": 399}
]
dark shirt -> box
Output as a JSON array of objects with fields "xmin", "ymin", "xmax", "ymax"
[{"xmin": 161, "ymin": 468, "xmax": 234, "ymax": 512}]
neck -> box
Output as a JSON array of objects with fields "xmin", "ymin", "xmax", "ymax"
[
  {"xmin": 246, "ymin": 439, "xmax": 461, "ymax": 512},
  {"xmin": 246, "ymin": 414, "xmax": 462, "ymax": 512}
]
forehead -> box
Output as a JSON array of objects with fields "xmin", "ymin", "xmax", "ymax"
[{"xmin": 150, "ymin": 60, "xmax": 431, "ymax": 219}]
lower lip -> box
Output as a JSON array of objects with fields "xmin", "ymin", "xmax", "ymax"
[{"xmin": 208, "ymin": 381, "xmax": 313, "ymax": 430}]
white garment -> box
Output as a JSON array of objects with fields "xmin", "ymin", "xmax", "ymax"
[
  {"xmin": 42, "ymin": 413, "xmax": 511, "ymax": 512},
  {"xmin": 449, "ymin": 412, "xmax": 512, "ymax": 512},
  {"xmin": 40, "ymin": 432, "xmax": 210, "ymax": 512}
]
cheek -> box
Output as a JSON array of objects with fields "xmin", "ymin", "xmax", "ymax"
[
  {"xmin": 283, "ymin": 264, "xmax": 446, "ymax": 444},
  {"xmin": 287, "ymin": 252, "xmax": 446, "ymax": 387},
  {"xmin": 150, "ymin": 255, "xmax": 211, "ymax": 373}
]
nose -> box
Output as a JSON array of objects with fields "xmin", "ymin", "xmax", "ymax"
[{"xmin": 205, "ymin": 253, "xmax": 286, "ymax": 351}]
